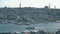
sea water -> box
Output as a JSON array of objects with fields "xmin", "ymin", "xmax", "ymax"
[{"xmin": 0, "ymin": 23, "xmax": 60, "ymax": 33}]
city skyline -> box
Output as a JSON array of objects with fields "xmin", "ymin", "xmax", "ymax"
[{"xmin": 0, "ymin": 0, "xmax": 60, "ymax": 8}]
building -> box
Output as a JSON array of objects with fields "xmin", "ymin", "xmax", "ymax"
[
  {"xmin": 22, "ymin": 30, "xmax": 30, "ymax": 34},
  {"xmin": 22, "ymin": 30, "xmax": 48, "ymax": 34}
]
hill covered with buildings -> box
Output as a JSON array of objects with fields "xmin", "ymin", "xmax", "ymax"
[{"xmin": 0, "ymin": 6, "xmax": 60, "ymax": 24}]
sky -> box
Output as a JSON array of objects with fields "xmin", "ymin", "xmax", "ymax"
[{"xmin": 0, "ymin": 0, "xmax": 60, "ymax": 8}]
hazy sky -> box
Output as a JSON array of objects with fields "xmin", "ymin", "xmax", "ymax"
[{"xmin": 0, "ymin": 0, "xmax": 60, "ymax": 8}]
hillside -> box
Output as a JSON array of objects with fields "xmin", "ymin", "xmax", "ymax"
[{"xmin": 0, "ymin": 6, "xmax": 60, "ymax": 24}]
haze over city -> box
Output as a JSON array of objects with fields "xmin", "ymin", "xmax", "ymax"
[{"xmin": 0, "ymin": 0, "xmax": 60, "ymax": 8}]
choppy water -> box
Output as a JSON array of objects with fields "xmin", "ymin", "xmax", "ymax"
[{"xmin": 0, "ymin": 23, "xmax": 60, "ymax": 33}]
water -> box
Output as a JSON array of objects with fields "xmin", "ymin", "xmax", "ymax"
[{"xmin": 0, "ymin": 23, "xmax": 60, "ymax": 33}]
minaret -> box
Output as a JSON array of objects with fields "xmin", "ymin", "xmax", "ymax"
[
  {"xmin": 49, "ymin": 4, "xmax": 51, "ymax": 9},
  {"xmin": 54, "ymin": 6, "xmax": 56, "ymax": 9},
  {"xmin": 19, "ymin": 3, "xmax": 21, "ymax": 8},
  {"xmin": 48, "ymin": 4, "xmax": 51, "ymax": 12}
]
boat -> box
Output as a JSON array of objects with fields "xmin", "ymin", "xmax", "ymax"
[{"xmin": 26, "ymin": 27, "xmax": 35, "ymax": 30}]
